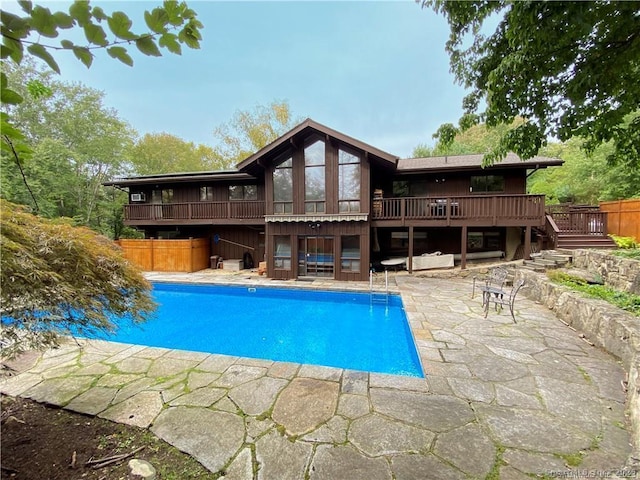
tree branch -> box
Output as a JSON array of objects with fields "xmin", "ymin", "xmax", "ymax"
[
  {"xmin": 2, "ymin": 134, "xmax": 39, "ymax": 214},
  {"xmin": 0, "ymin": 32, "xmax": 156, "ymax": 52}
]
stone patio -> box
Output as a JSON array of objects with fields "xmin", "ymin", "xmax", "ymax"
[{"xmin": 1, "ymin": 271, "xmax": 635, "ymax": 479}]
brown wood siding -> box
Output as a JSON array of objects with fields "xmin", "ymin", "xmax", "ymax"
[
  {"xmin": 376, "ymin": 169, "xmax": 527, "ymax": 198},
  {"xmin": 210, "ymin": 226, "xmax": 265, "ymax": 266},
  {"xmin": 361, "ymin": 152, "xmax": 371, "ymax": 214},
  {"xmin": 116, "ymin": 238, "xmax": 210, "ymax": 272}
]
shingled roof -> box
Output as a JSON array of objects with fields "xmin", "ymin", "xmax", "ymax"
[{"xmin": 397, "ymin": 152, "xmax": 563, "ymax": 173}]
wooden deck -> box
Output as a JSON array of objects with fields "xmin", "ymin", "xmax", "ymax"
[
  {"xmin": 372, "ymin": 194, "xmax": 546, "ymax": 227},
  {"xmin": 124, "ymin": 201, "xmax": 265, "ymax": 225}
]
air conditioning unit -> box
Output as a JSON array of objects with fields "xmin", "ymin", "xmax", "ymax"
[{"xmin": 131, "ymin": 193, "xmax": 146, "ymax": 202}]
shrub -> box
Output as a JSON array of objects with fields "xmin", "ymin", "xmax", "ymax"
[{"xmin": 1, "ymin": 200, "xmax": 155, "ymax": 358}]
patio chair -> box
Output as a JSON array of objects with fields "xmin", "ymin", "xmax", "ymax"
[
  {"xmin": 484, "ymin": 279, "xmax": 525, "ymax": 322},
  {"xmin": 472, "ymin": 267, "xmax": 509, "ymax": 306}
]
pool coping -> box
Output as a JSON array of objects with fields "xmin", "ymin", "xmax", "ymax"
[{"xmin": 1, "ymin": 271, "xmax": 633, "ymax": 478}]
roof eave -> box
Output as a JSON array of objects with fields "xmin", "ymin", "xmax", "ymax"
[{"xmin": 236, "ymin": 118, "xmax": 398, "ymax": 173}]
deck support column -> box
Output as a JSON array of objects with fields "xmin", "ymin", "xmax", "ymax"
[
  {"xmin": 460, "ymin": 226, "xmax": 467, "ymax": 270},
  {"xmin": 408, "ymin": 226, "xmax": 414, "ymax": 273},
  {"xmin": 524, "ymin": 225, "xmax": 532, "ymax": 260}
]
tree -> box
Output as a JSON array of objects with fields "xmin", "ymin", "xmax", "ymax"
[
  {"xmin": 413, "ymin": 120, "xmax": 522, "ymax": 157},
  {"xmin": 0, "ymin": 200, "xmax": 155, "ymax": 359},
  {"xmin": 1, "ymin": 60, "xmax": 136, "ymax": 235},
  {"xmin": 423, "ymin": 1, "xmax": 640, "ymax": 166},
  {"xmin": 1, "ymin": 0, "xmax": 204, "ymax": 207},
  {"xmin": 129, "ymin": 132, "xmax": 225, "ymax": 175},
  {"xmin": 528, "ymin": 139, "xmax": 640, "ymax": 204},
  {"xmin": 212, "ymin": 101, "xmax": 299, "ymax": 166}
]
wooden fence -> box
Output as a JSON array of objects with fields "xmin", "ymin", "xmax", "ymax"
[
  {"xmin": 599, "ymin": 199, "xmax": 640, "ymax": 242},
  {"xmin": 116, "ymin": 238, "xmax": 210, "ymax": 272}
]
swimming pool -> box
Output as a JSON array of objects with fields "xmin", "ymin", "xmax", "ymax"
[{"xmin": 94, "ymin": 283, "xmax": 423, "ymax": 377}]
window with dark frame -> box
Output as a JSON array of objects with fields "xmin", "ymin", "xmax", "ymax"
[
  {"xmin": 152, "ymin": 189, "xmax": 173, "ymax": 204},
  {"xmin": 200, "ymin": 186, "xmax": 214, "ymax": 201},
  {"xmin": 274, "ymin": 236, "xmax": 292, "ymax": 270},
  {"xmin": 229, "ymin": 185, "xmax": 258, "ymax": 201},
  {"xmin": 340, "ymin": 236, "xmax": 360, "ymax": 272},
  {"xmin": 470, "ymin": 175, "xmax": 505, "ymax": 193},
  {"xmin": 392, "ymin": 180, "xmax": 410, "ymax": 197},
  {"xmin": 304, "ymin": 141, "xmax": 326, "ymax": 213},
  {"xmin": 338, "ymin": 149, "xmax": 360, "ymax": 213},
  {"xmin": 273, "ymin": 158, "xmax": 293, "ymax": 214},
  {"xmin": 162, "ymin": 189, "xmax": 173, "ymax": 203}
]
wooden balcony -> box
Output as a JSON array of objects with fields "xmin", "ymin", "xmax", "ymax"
[
  {"xmin": 124, "ymin": 201, "xmax": 265, "ymax": 225},
  {"xmin": 372, "ymin": 194, "xmax": 546, "ymax": 227}
]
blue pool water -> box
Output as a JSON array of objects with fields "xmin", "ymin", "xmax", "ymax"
[{"xmin": 92, "ymin": 283, "xmax": 423, "ymax": 377}]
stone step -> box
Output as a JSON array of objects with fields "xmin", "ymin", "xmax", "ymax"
[
  {"xmin": 540, "ymin": 254, "xmax": 572, "ymax": 264},
  {"xmin": 530, "ymin": 258, "xmax": 559, "ymax": 266},
  {"xmin": 521, "ymin": 260, "xmax": 548, "ymax": 272}
]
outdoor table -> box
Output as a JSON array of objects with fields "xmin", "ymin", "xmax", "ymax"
[{"xmin": 380, "ymin": 258, "xmax": 406, "ymax": 271}]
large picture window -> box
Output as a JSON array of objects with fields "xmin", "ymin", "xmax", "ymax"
[
  {"xmin": 304, "ymin": 141, "xmax": 325, "ymax": 213},
  {"xmin": 341, "ymin": 236, "xmax": 360, "ymax": 272},
  {"xmin": 274, "ymin": 236, "xmax": 291, "ymax": 270},
  {"xmin": 273, "ymin": 158, "xmax": 293, "ymax": 213},
  {"xmin": 470, "ymin": 175, "xmax": 505, "ymax": 193},
  {"xmin": 338, "ymin": 149, "xmax": 360, "ymax": 212}
]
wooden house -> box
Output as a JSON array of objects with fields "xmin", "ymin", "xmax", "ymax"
[{"xmin": 106, "ymin": 118, "xmax": 600, "ymax": 280}]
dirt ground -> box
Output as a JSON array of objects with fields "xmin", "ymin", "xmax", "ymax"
[{"xmin": 1, "ymin": 395, "xmax": 219, "ymax": 480}]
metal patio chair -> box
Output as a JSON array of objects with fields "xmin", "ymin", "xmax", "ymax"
[
  {"xmin": 472, "ymin": 267, "xmax": 509, "ymax": 307},
  {"xmin": 484, "ymin": 279, "xmax": 525, "ymax": 322}
]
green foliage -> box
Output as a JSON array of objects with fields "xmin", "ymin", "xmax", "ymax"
[
  {"xmin": 547, "ymin": 271, "xmax": 640, "ymax": 316},
  {"xmin": 1, "ymin": 0, "xmax": 203, "ymax": 169},
  {"xmin": 412, "ymin": 120, "xmax": 523, "ymax": 159},
  {"xmin": 1, "ymin": 59, "xmax": 136, "ymax": 237},
  {"xmin": 528, "ymin": 138, "xmax": 640, "ymax": 203},
  {"xmin": 423, "ymin": 1, "xmax": 640, "ymax": 167},
  {"xmin": 611, "ymin": 248, "xmax": 640, "ymax": 261},
  {"xmin": 610, "ymin": 235, "xmax": 639, "ymax": 249},
  {"xmin": 212, "ymin": 101, "xmax": 300, "ymax": 165},
  {"xmin": 130, "ymin": 132, "xmax": 225, "ymax": 175},
  {"xmin": 0, "ymin": 200, "xmax": 155, "ymax": 359}
]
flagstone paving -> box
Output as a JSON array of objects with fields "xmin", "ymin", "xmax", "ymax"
[{"xmin": 1, "ymin": 272, "xmax": 635, "ymax": 479}]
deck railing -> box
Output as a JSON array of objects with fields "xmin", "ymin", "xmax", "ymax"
[
  {"xmin": 372, "ymin": 194, "xmax": 546, "ymax": 223},
  {"xmin": 124, "ymin": 201, "xmax": 265, "ymax": 221},
  {"xmin": 545, "ymin": 204, "xmax": 608, "ymax": 235}
]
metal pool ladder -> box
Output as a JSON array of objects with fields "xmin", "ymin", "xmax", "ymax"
[{"xmin": 369, "ymin": 269, "xmax": 389, "ymax": 305}]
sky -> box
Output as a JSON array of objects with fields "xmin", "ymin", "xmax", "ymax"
[{"xmin": 10, "ymin": 1, "xmax": 470, "ymax": 158}]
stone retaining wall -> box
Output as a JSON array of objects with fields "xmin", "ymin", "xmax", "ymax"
[
  {"xmin": 516, "ymin": 269, "xmax": 640, "ymax": 468},
  {"xmin": 567, "ymin": 249, "xmax": 640, "ymax": 294}
]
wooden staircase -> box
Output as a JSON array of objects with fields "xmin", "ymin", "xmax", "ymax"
[
  {"xmin": 556, "ymin": 233, "xmax": 616, "ymax": 249},
  {"xmin": 545, "ymin": 205, "xmax": 617, "ymax": 250}
]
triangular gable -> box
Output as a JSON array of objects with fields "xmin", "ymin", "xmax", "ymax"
[{"xmin": 236, "ymin": 118, "xmax": 398, "ymax": 174}]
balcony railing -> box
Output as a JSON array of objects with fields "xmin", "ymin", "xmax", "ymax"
[
  {"xmin": 372, "ymin": 195, "xmax": 546, "ymax": 223},
  {"xmin": 124, "ymin": 201, "xmax": 265, "ymax": 221}
]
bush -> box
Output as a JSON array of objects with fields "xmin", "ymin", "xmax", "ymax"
[
  {"xmin": 1, "ymin": 200, "xmax": 155, "ymax": 358},
  {"xmin": 610, "ymin": 234, "xmax": 638, "ymax": 249}
]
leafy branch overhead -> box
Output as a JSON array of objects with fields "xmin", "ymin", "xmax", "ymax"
[
  {"xmin": 1, "ymin": 0, "xmax": 203, "ymax": 208},
  {"xmin": 423, "ymin": 1, "xmax": 640, "ymax": 167},
  {"xmin": 1, "ymin": 0, "xmax": 202, "ymax": 73}
]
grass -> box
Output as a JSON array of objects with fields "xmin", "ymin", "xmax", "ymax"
[
  {"xmin": 611, "ymin": 249, "xmax": 640, "ymax": 260},
  {"xmin": 547, "ymin": 271, "xmax": 640, "ymax": 316}
]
